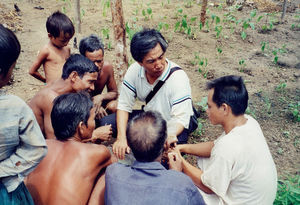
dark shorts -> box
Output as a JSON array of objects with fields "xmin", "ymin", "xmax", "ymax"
[
  {"xmin": 0, "ymin": 182, "xmax": 34, "ymax": 205},
  {"xmin": 96, "ymin": 110, "xmax": 189, "ymax": 144}
]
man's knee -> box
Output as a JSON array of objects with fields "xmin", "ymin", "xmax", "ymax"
[{"xmin": 105, "ymin": 100, "xmax": 117, "ymax": 113}]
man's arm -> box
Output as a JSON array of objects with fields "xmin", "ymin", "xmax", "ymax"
[
  {"xmin": 112, "ymin": 109, "xmax": 130, "ymax": 160},
  {"xmin": 168, "ymin": 149, "xmax": 214, "ymax": 194},
  {"xmin": 29, "ymin": 47, "xmax": 48, "ymax": 83},
  {"xmin": 178, "ymin": 141, "xmax": 214, "ymax": 157},
  {"xmin": 0, "ymin": 101, "xmax": 47, "ymax": 178}
]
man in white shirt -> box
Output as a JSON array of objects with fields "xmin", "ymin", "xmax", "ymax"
[
  {"xmin": 168, "ymin": 75, "xmax": 277, "ymax": 204},
  {"xmin": 99, "ymin": 28, "xmax": 194, "ymax": 160}
]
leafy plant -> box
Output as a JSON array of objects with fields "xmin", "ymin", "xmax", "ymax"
[
  {"xmin": 125, "ymin": 22, "xmax": 142, "ymax": 40},
  {"xmin": 238, "ymin": 59, "xmax": 246, "ymax": 72},
  {"xmin": 275, "ymin": 82, "xmax": 287, "ymax": 93},
  {"xmin": 274, "ymin": 173, "xmax": 300, "ymax": 205},
  {"xmin": 142, "ymin": 5, "xmax": 153, "ymax": 21},
  {"xmin": 288, "ymin": 102, "xmax": 300, "ymax": 122},
  {"xmin": 101, "ymin": 0, "xmax": 110, "ymax": 17},
  {"xmin": 272, "ymin": 44, "xmax": 287, "ymax": 65},
  {"xmin": 174, "ymin": 15, "xmax": 196, "ymax": 38},
  {"xmin": 239, "ymin": 9, "xmax": 257, "ymax": 40},
  {"xmin": 157, "ymin": 22, "xmax": 169, "ymax": 32}
]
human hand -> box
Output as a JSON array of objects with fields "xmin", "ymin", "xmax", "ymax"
[
  {"xmin": 166, "ymin": 135, "xmax": 178, "ymax": 150},
  {"xmin": 168, "ymin": 150, "xmax": 183, "ymax": 172},
  {"xmin": 112, "ymin": 138, "xmax": 130, "ymax": 160},
  {"xmin": 93, "ymin": 95, "xmax": 108, "ymax": 118},
  {"xmin": 83, "ymin": 125, "xmax": 112, "ymax": 143}
]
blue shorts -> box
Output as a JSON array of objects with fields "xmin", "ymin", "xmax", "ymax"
[{"xmin": 0, "ymin": 182, "xmax": 34, "ymax": 205}]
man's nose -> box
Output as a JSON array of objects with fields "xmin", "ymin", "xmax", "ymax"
[{"xmin": 90, "ymin": 83, "xmax": 95, "ymax": 91}]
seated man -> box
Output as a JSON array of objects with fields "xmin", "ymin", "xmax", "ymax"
[
  {"xmin": 79, "ymin": 34, "xmax": 118, "ymax": 119},
  {"xmin": 100, "ymin": 28, "xmax": 194, "ymax": 160},
  {"xmin": 105, "ymin": 111, "xmax": 205, "ymax": 205},
  {"xmin": 26, "ymin": 92, "xmax": 112, "ymax": 205},
  {"xmin": 169, "ymin": 75, "xmax": 278, "ymax": 204},
  {"xmin": 29, "ymin": 54, "xmax": 112, "ymax": 140}
]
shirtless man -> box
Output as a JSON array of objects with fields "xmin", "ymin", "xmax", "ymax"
[
  {"xmin": 26, "ymin": 92, "xmax": 112, "ymax": 205},
  {"xmin": 79, "ymin": 34, "xmax": 118, "ymax": 119},
  {"xmin": 29, "ymin": 54, "xmax": 112, "ymax": 140},
  {"xmin": 29, "ymin": 11, "xmax": 74, "ymax": 84}
]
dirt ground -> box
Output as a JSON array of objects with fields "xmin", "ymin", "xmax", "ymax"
[{"xmin": 1, "ymin": 0, "xmax": 299, "ymax": 177}]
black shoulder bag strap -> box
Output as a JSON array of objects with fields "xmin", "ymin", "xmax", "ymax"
[{"xmin": 145, "ymin": 67, "xmax": 181, "ymax": 104}]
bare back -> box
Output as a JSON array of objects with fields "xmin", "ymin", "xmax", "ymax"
[
  {"xmin": 43, "ymin": 43, "xmax": 70, "ymax": 84},
  {"xmin": 28, "ymin": 84, "xmax": 60, "ymax": 139},
  {"xmin": 25, "ymin": 139, "xmax": 111, "ymax": 205}
]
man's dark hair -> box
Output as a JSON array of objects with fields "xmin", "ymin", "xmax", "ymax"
[
  {"xmin": 206, "ymin": 75, "xmax": 248, "ymax": 116},
  {"xmin": 130, "ymin": 28, "xmax": 168, "ymax": 63},
  {"xmin": 51, "ymin": 92, "xmax": 93, "ymax": 141},
  {"xmin": 126, "ymin": 111, "xmax": 167, "ymax": 162},
  {"xmin": 46, "ymin": 11, "xmax": 75, "ymax": 38},
  {"xmin": 0, "ymin": 24, "xmax": 20, "ymax": 77},
  {"xmin": 61, "ymin": 54, "xmax": 98, "ymax": 79},
  {"xmin": 79, "ymin": 34, "xmax": 104, "ymax": 56}
]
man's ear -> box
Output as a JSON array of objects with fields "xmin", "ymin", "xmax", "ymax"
[
  {"xmin": 138, "ymin": 62, "xmax": 143, "ymax": 67},
  {"xmin": 69, "ymin": 71, "xmax": 79, "ymax": 83},
  {"xmin": 221, "ymin": 103, "xmax": 231, "ymax": 116},
  {"xmin": 77, "ymin": 121, "xmax": 86, "ymax": 137},
  {"xmin": 48, "ymin": 33, "xmax": 53, "ymax": 38}
]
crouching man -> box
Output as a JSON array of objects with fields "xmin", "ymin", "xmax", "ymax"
[
  {"xmin": 105, "ymin": 111, "xmax": 205, "ymax": 205},
  {"xmin": 26, "ymin": 92, "xmax": 112, "ymax": 205},
  {"xmin": 169, "ymin": 75, "xmax": 277, "ymax": 204}
]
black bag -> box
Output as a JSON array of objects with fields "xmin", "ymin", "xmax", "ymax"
[{"xmin": 188, "ymin": 105, "xmax": 200, "ymax": 133}]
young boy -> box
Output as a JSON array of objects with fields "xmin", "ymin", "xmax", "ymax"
[{"xmin": 29, "ymin": 11, "xmax": 75, "ymax": 84}]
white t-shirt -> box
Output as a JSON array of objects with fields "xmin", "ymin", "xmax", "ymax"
[
  {"xmin": 118, "ymin": 59, "xmax": 193, "ymax": 128},
  {"xmin": 198, "ymin": 115, "xmax": 277, "ymax": 205}
]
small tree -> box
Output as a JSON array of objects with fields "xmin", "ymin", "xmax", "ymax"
[
  {"xmin": 201, "ymin": 0, "xmax": 208, "ymax": 26},
  {"xmin": 75, "ymin": 0, "xmax": 81, "ymax": 33},
  {"xmin": 111, "ymin": 0, "xmax": 128, "ymax": 84}
]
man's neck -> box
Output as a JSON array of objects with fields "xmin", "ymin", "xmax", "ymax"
[
  {"xmin": 51, "ymin": 78, "xmax": 73, "ymax": 95},
  {"xmin": 223, "ymin": 114, "xmax": 247, "ymax": 134}
]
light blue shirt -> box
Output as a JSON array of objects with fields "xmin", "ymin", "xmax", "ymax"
[
  {"xmin": 0, "ymin": 93, "xmax": 47, "ymax": 192},
  {"xmin": 105, "ymin": 161, "xmax": 205, "ymax": 205}
]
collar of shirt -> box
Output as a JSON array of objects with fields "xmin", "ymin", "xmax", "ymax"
[
  {"xmin": 132, "ymin": 161, "xmax": 166, "ymax": 171},
  {"xmin": 138, "ymin": 58, "xmax": 171, "ymax": 83}
]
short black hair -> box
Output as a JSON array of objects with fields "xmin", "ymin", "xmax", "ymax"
[
  {"xmin": 51, "ymin": 92, "xmax": 93, "ymax": 141},
  {"xmin": 206, "ymin": 75, "xmax": 248, "ymax": 116},
  {"xmin": 126, "ymin": 111, "xmax": 167, "ymax": 162},
  {"xmin": 61, "ymin": 54, "xmax": 98, "ymax": 79},
  {"xmin": 130, "ymin": 28, "xmax": 168, "ymax": 63},
  {"xmin": 0, "ymin": 24, "xmax": 20, "ymax": 77},
  {"xmin": 79, "ymin": 34, "xmax": 104, "ymax": 56},
  {"xmin": 46, "ymin": 11, "xmax": 75, "ymax": 38}
]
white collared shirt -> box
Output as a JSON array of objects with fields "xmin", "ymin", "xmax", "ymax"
[{"xmin": 118, "ymin": 59, "xmax": 193, "ymax": 128}]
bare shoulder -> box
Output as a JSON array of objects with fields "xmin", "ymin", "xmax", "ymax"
[
  {"xmin": 79, "ymin": 143, "xmax": 111, "ymax": 160},
  {"xmin": 102, "ymin": 61, "xmax": 114, "ymax": 73},
  {"xmin": 29, "ymin": 87, "xmax": 57, "ymax": 110}
]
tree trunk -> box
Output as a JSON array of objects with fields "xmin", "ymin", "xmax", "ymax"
[
  {"xmin": 200, "ymin": 0, "xmax": 208, "ymax": 26},
  {"xmin": 110, "ymin": 0, "xmax": 128, "ymax": 84},
  {"xmin": 75, "ymin": 0, "xmax": 81, "ymax": 33},
  {"xmin": 281, "ymin": 0, "xmax": 287, "ymax": 22}
]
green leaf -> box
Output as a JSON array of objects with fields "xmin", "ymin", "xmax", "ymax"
[
  {"xmin": 241, "ymin": 31, "xmax": 247, "ymax": 40},
  {"xmin": 142, "ymin": 9, "xmax": 146, "ymax": 16},
  {"xmin": 257, "ymin": 15, "xmax": 263, "ymax": 22},
  {"xmin": 191, "ymin": 17, "xmax": 197, "ymax": 22},
  {"xmin": 216, "ymin": 16, "xmax": 221, "ymax": 24},
  {"xmin": 182, "ymin": 18, "xmax": 187, "ymax": 28},
  {"xmin": 147, "ymin": 7, "xmax": 152, "ymax": 15},
  {"xmin": 249, "ymin": 22, "xmax": 255, "ymax": 30},
  {"xmin": 250, "ymin": 10, "xmax": 257, "ymax": 18}
]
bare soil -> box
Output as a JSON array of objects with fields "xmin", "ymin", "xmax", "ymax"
[{"xmin": 1, "ymin": 0, "xmax": 299, "ymax": 176}]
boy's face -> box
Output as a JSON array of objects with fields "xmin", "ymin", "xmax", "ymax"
[
  {"xmin": 81, "ymin": 107, "xmax": 96, "ymax": 140},
  {"xmin": 49, "ymin": 32, "xmax": 72, "ymax": 48},
  {"xmin": 85, "ymin": 49, "xmax": 104, "ymax": 71},
  {"xmin": 206, "ymin": 89, "xmax": 224, "ymax": 125},
  {"xmin": 73, "ymin": 71, "xmax": 98, "ymax": 93}
]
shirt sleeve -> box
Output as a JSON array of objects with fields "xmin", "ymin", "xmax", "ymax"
[
  {"xmin": 117, "ymin": 64, "xmax": 137, "ymax": 113},
  {"xmin": 200, "ymin": 149, "xmax": 232, "ymax": 198},
  {"xmin": 169, "ymin": 70, "xmax": 193, "ymax": 128},
  {"xmin": 0, "ymin": 99, "xmax": 47, "ymax": 178}
]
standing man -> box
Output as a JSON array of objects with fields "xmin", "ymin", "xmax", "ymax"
[
  {"xmin": 29, "ymin": 54, "xmax": 112, "ymax": 140},
  {"xmin": 79, "ymin": 34, "xmax": 118, "ymax": 119},
  {"xmin": 0, "ymin": 24, "xmax": 47, "ymax": 204},
  {"xmin": 169, "ymin": 75, "xmax": 278, "ymax": 204},
  {"xmin": 26, "ymin": 92, "xmax": 112, "ymax": 204},
  {"xmin": 105, "ymin": 111, "xmax": 205, "ymax": 205},
  {"xmin": 102, "ymin": 28, "xmax": 194, "ymax": 160}
]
